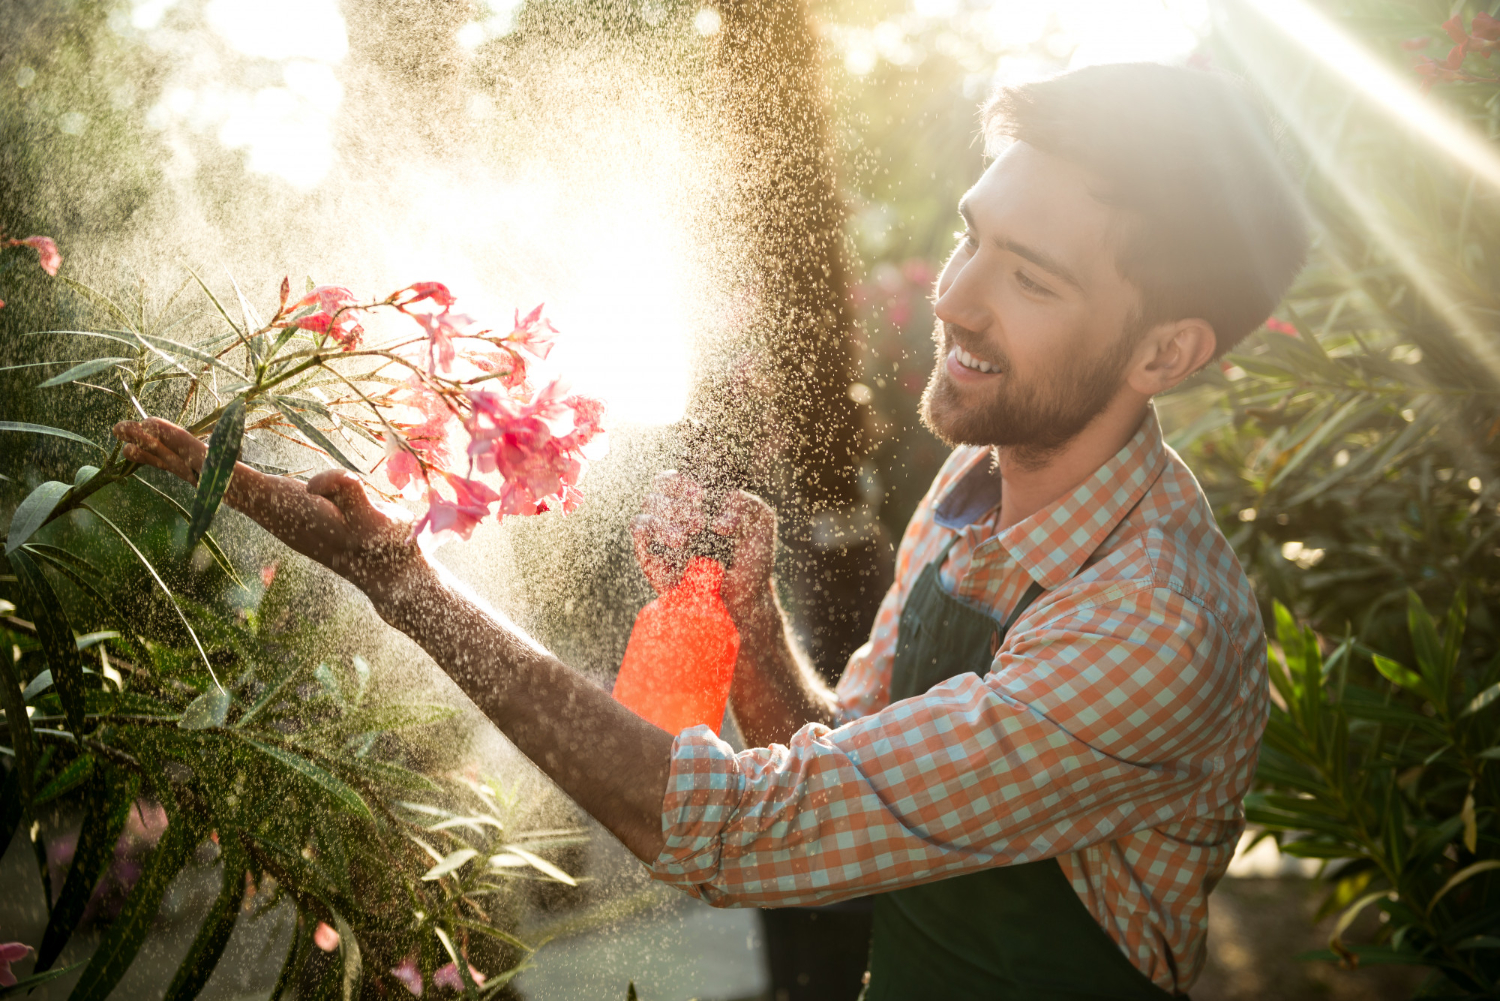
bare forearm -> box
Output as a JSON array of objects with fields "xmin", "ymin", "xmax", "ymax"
[
  {"xmin": 373, "ymin": 562, "xmax": 674, "ymax": 864},
  {"xmin": 728, "ymin": 587, "xmax": 839, "ymax": 747}
]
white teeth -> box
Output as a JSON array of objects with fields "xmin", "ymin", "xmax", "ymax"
[{"xmin": 954, "ymin": 346, "xmax": 999, "ymax": 374}]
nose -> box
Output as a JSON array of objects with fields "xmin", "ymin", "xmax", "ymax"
[{"xmin": 932, "ymin": 249, "xmax": 990, "ymax": 337}]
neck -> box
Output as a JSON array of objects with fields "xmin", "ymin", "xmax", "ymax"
[{"xmin": 994, "ymin": 397, "xmax": 1150, "ymax": 531}]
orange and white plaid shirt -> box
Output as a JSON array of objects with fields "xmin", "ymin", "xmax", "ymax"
[{"xmin": 649, "ymin": 409, "xmax": 1268, "ymax": 994}]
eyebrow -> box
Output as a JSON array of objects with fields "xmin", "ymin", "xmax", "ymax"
[{"xmin": 959, "ymin": 200, "xmax": 1085, "ymax": 292}]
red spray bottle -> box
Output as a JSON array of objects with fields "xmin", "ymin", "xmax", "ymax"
[{"xmin": 612, "ymin": 424, "xmax": 742, "ymax": 735}]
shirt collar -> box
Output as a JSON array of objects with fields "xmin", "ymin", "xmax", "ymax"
[{"xmin": 931, "ymin": 408, "xmax": 1168, "ymax": 589}]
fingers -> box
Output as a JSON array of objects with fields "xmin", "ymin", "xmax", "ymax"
[
  {"xmin": 112, "ymin": 420, "xmax": 200, "ymax": 484},
  {"xmin": 638, "ymin": 471, "xmax": 706, "ymax": 549},
  {"xmin": 630, "ymin": 513, "xmax": 684, "ymax": 595}
]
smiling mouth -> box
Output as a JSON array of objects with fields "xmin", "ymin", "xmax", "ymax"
[{"xmin": 952, "ymin": 344, "xmax": 1002, "ymax": 374}]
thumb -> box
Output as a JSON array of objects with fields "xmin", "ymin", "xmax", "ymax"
[{"xmin": 307, "ymin": 470, "xmax": 381, "ymax": 529}]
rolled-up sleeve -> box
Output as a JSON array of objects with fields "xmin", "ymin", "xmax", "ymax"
[{"xmin": 648, "ymin": 585, "xmax": 1249, "ymax": 908}]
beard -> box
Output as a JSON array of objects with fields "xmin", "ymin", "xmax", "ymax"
[{"xmin": 919, "ymin": 319, "xmax": 1142, "ymax": 468}]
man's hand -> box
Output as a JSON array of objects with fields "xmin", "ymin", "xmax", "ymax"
[
  {"xmin": 112, "ymin": 417, "xmax": 429, "ymax": 607},
  {"xmin": 629, "ymin": 472, "xmax": 777, "ymax": 626},
  {"xmin": 630, "ymin": 471, "xmax": 839, "ymax": 745}
]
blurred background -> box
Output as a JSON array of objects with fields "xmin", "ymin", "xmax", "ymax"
[{"xmin": 3, "ymin": 0, "xmax": 1498, "ymax": 998}]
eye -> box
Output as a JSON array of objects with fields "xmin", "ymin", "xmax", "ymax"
[
  {"xmin": 954, "ymin": 229, "xmax": 977, "ymax": 251},
  {"xmin": 1015, "ymin": 270, "xmax": 1053, "ymax": 296}
]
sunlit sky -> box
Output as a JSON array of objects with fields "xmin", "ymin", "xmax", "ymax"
[{"xmin": 123, "ymin": 0, "xmax": 1212, "ymax": 426}]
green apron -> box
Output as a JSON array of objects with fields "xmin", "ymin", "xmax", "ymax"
[{"xmin": 864, "ymin": 543, "xmax": 1183, "ymax": 1001}]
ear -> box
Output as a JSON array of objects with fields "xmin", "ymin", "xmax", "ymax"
[{"xmin": 1127, "ymin": 318, "xmax": 1218, "ymax": 396}]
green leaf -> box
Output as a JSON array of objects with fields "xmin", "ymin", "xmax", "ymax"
[
  {"xmin": 1373, "ymin": 655, "xmax": 1428, "ymax": 697},
  {"xmin": 314, "ymin": 661, "xmax": 345, "ymax": 707},
  {"xmin": 341, "ymin": 757, "xmax": 440, "ymax": 792},
  {"xmin": 1328, "ymin": 890, "xmax": 1391, "ymax": 967},
  {"xmin": 20, "ymin": 544, "xmax": 142, "ymax": 660},
  {"xmin": 0, "ymin": 962, "xmax": 86, "ymax": 998},
  {"xmin": 79, "ymin": 502, "xmax": 218, "ymax": 685},
  {"xmin": 0, "ymin": 421, "xmax": 103, "ymax": 452},
  {"xmin": 25, "ymin": 328, "xmax": 137, "ymax": 347},
  {"xmin": 9, "ymin": 549, "xmax": 88, "ymax": 738},
  {"xmin": 36, "ymin": 771, "xmax": 137, "ymax": 970},
  {"xmin": 271, "ymin": 398, "xmax": 365, "ymax": 473},
  {"xmin": 187, "ymin": 398, "xmax": 246, "ymax": 551},
  {"xmin": 422, "ymin": 847, "xmax": 479, "ymax": 881},
  {"xmin": 38, "ymin": 357, "xmax": 129, "ymax": 388},
  {"xmin": 0, "ymin": 644, "xmax": 38, "ymax": 809},
  {"xmin": 5, "ymin": 480, "xmax": 71, "ymax": 554},
  {"xmin": 1429, "ymin": 860, "xmax": 1500, "ymax": 915},
  {"xmin": 127, "ymin": 477, "xmax": 246, "ymax": 590},
  {"xmin": 503, "ymin": 845, "xmax": 577, "ymax": 886},
  {"xmin": 67, "ymin": 799, "xmax": 204, "ymax": 1001},
  {"xmin": 161, "ymin": 851, "xmax": 245, "ymax": 1001},
  {"xmin": 1463, "ymin": 681, "xmax": 1500, "ymax": 718},
  {"xmin": 351, "ymin": 655, "xmax": 371, "ymax": 708},
  {"xmin": 136, "ymin": 332, "xmax": 244, "ymax": 381},
  {"xmin": 180, "ymin": 688, "xmax": 232, "ymax": 730},
  {"xmin": 331, "ymin": 910, "xmax": 361, "ymax": 1001},
  {"xmin": 1406, "ymin": 590, "xmax": 1447, "ymax": 698},
  {"xmin": 243, "ymin": 738, "xmax": 373, "ymax": 820},
  {"xmin": 337, "ymin": 703, "xmax": 456, "ymax": 736},
  {"xmin": 34, "ymin": 753, "xmax": 94, "ymax": 805}
]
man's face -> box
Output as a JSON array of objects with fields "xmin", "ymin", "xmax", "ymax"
[{"xmin": 921, "ymin": 141, "xmax": 1146, "ymax": 462}]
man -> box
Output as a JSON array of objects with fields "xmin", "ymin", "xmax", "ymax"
[{"xmin": 116, "ymin": 62, "xmax": 1307, "ymax": 998}]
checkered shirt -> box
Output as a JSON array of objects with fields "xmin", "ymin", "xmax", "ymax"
[{"xmin": 648, "ymin": 409, "xmax": 1268, "ymax": 994}]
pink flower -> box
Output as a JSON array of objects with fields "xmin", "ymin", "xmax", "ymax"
[
  {"xmin": 1263, "ymin": 317, "xmax": 1299, "ymax": 337},
  {"xmin": 261, "ymin": 562, "xmax": 278, "ymax": 587},
  {"xmin": 290, "ymin": 285, "xmax": 364, "ymax": 349},
  {"xmin": 395, "ymin": 281, "xmax": 457, "ymax": 309},
  {"xmin": 506, "ymin": 303, "xmax": 556, "ymax": 360},
  {"xmin": 0, "ymin": 942, "xmax": 33, "ymax": 988},
  {"xmin": 411, "ymin": 472, "xmax": 499, "ymax": 542},
  {"xmin": 386, "ymin": 414, "xmax": 456, "ymax": 491},
  {"xmin": 391, "ymin": 956, "xmax": 423, "ymax": 996},
  {"xmin": 433, "ymin": 962, "xmax": 487, "ymax": 991},
  {"xmin": 313, "ymin": 922, "xmax": 340, "ymax": 952},
  {"xmin": 1475, "ymin": 12, "xmax": 1500, "ymax": 41},
  {"xmin": 1399, "ymin": 37, "xmax": 1430, "ymax": 51},
  {"xmin": 1443, "ymin": 14, "xmax": 1468, "ymax": 46},
  {"xmin": 15, "ymin": 236, "xmax": 61, "ymax": 276},
  {"xmin": 410, "ymin": 308, "xmax": 476, "ymax": 374}
]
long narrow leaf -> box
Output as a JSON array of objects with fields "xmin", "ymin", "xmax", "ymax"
[
  {"xmin": 0, "ymin": 646, "xmax": 38, "ymax": 809},
  {"xmin": 8, "ymin": 550, "xmax": 88, "ymax": 737},
  {"xmin": 20, "ymin": 544, "xmax": 141, "ymax": 660},
  {"xmin": 0, "ymin": 421, "xmax": 103, "ymax": 452},
  {"xmin": 0, "ymin": 962, "xmax": 85, "ymax": 998},
  {"xmin": 24, "ymin": 329, "xmax": 137, "ymax": 347},
  {"xmin": 136, "ymin": 332, "xmax": 245, "ymax": 381},
  {"xmin": 243, "ymin": 738, "xmax": 373, "ymax": 820},
  {"xmin": 68, "ymin": 800, "xmax": 203, "ymax": 1001},
  {"xmin": 161, "ymin": 852, "xmax": 245, "ymax": 1001},
  {"xmin": 271, "ymin": 398, "xmax": 364, "ymax": 473},
  {"xmin": 5, "ymin": 480, "xmax": 71, "ymax": 555},
  {"xmin": 1429, "ymin": 860, "xmax": 1500, "ymax": 915},
  {"xmin": 188, "ymin": 397, "xmax": 246, "ymax": 551},
  {"xmin": 38, "ymin": 357, "xmax": 130, "ymax": 389},
  {"xmin": 34, "ymin": 753, "xmax": 94, "ymax": 805},
  {"xmin": 77, "ymin": 503, "xmax": 220, "ymax": 687},
  {"xmin": 126, "ymin": 477, "xmax": 245, "ymax": 589},
  {"xmin": 36, "ymin": 771, "xmax": 138, "ymax": 970}
]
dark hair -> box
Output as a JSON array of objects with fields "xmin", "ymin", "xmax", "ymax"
[{"xmin": 984, "ymin": 62, "xmax": 1309, "ymax": 357}]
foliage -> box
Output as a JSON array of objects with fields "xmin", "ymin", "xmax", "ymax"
[
  {"xmin": 1165, "ymin": 0, "xmax": 1500, "ymax": 659},
  {"xmin": 1252, "ymin": 591, "xmax": 1499, "ymax": 995},
  {"xmin": 0, "ymin": 256, "xmax": 590, "ymax": 995}
]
